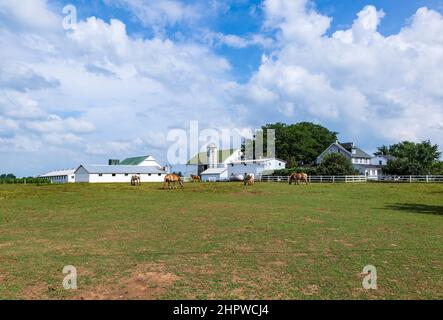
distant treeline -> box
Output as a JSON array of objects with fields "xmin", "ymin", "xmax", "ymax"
[{"xmin": 0, "ymin": 174, "xmax": 50, "ymax": 184}]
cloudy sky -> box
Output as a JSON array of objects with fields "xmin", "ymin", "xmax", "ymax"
[{"xmin": 1, "ymin": 0, "xmax": 443, "ymax": 176}]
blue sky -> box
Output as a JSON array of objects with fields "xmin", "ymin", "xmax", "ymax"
[
  {"xmin": 1, "ymin": 0, "xmax": 443, "ymax": 176},
  {"xmin": 48, "ymin": 0, "xmax": 443, "ymax": 81}
]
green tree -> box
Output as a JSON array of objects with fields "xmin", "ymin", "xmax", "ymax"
[
  {"xmin": 0, "ymin": 173, "xmax": 16, "ymax": 179},
  {"xmin": 431, "ymin": 162, "xmax": 443, "ymax": 175},
  {"xmin": 317, "ymin": 153, "xmax": 358, "ymax": 176},
  {"xmin": 244, "ymin": 122, "xmax": 337, "ymax": 167},
  {"xmin": 382, "ymin": 140, "xmax": 440, "ymax": 175},
  {"xmin": 374, "ymin": 145, "xmax": 389, "ymax": 156}
]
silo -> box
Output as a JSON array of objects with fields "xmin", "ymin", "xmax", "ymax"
[{"xmin": 207, "ymin": 143, "xmax": 218, "ymax": 168}]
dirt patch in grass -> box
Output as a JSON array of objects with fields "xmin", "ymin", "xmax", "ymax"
[
  {"xmin": 76, "ymin": 263, "xmax": 180, "ymax": 300},
  {"xmin": 0, "ymin": 242, "xmax": 12, "ymax": 249},
  {"xmin": 23, "ymin": 282, "xmax": 52, "ymax": 299},
  {"xmin": 304, "ymin": 217, "xmax": 323, "ymax": 223},
  {"xmin": 299, "ymin": 284, "xmax": 320, "ymax": 296}
]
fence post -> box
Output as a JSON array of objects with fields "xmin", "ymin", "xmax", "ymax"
[
  {"xmin": 426, "ymin": 175, "xmax": 429, "ymax": 183},
  {"xmin": 345, "ymin": 176, "xmax": 348, "ymax": 183},
  {"xmin": 320, "ymin": 176, "xmax": 323, "ymax": 183},
  {"xmin": 409, "ymin": 175, "xmax": 412, "ymax": 183},
  {"xmin": 332, "ymin": 176, "xmax": 335, "ymax": 183}
]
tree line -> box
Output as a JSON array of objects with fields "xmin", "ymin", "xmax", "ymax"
[
  {"xmin": 244, "ymin": 122, "xmax": 442, "ymax": 176},
  {"xmin": 0, "ymin": 174, "xmax": 50, "ymax": 184}
]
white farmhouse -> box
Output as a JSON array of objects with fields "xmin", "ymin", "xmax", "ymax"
[
  {"xmin": 316, "ymin": 141, "xmax": 382, "ymax": 177},
  {"xmin": 39, "ymin": 169, "xmax": 76, "ymax": 183},
  {"xmin": 188, "ymin": 144, "xmax": 286, "ymax": 182}
]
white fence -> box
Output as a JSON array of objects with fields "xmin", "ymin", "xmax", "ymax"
[
  {"xmin": 259, "ymin": 175, "xmax": 443, "ymax": 183},
  {"xmin": 376, "ymin": 175, "xmax": 443, "ymax": 183},
  {"xmin": 260, "ymin": 175, "xmax": 367, "ymax": 183}
]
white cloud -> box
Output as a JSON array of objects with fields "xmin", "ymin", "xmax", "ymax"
[
  {"xmin": 205, "ymin": 32, "xmax": 275, "ymax": 49},
  {"xmin": 105, "ymin": 0, "xmax": 201, "ymax": 31},
  {"xmin": 236, "ymin": 0, "xmax": 443, "ymax": 148},
  {"xmin": 0, "ymin": 0, "xmax": 59, "ymax": 31}
]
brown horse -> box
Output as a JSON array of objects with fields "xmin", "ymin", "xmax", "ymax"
[
  {"xmin": 244, "ymin": 174, "xmax": 254, "ymax": 186},
  {"xmin": 130, "ymin": 175, "xmax": 141, "ymax": 186},
  {"xmin": 163, "ymin": 174, "xmax": 184, "ymax": 189},
  {"xmin": 190, "ymin": 174, "xmax": 201, "ymax": 182},
  {"xmin": 289, "ymin": 173, "xmax": 309, "ymax": 185}
]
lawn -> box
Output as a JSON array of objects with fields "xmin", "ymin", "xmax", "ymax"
[{"xmin": 0, "ymin": 182, "xmax": 442, "ymax": 300}]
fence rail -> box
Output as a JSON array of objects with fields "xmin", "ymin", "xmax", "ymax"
[{"xmin": 259, "ymin": 175, "xmax": 443, "ymax": 183}]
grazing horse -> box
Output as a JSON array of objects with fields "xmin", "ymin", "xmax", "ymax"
[
  {"xmin": 244, "ymin": 174, "xmax": 254, "ymax": 186},
  {"xmin": 289, "ymin": 173, "xmax": 309, "ymax": 185},
  {"xmin": 163, "ymin": 174, "xmax": 184, "ymax": 189},
  {"xmin": 190, "ymin": 174, "xmax": 201, "ymax": 182},
  {"xmin": 131, "ymin": 175, "xmax": 141, "ymax": 186}
]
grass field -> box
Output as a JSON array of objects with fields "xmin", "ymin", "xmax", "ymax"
[{"xmin": 0, "ymin": 182, "xmax": 442, "ymax": 300}]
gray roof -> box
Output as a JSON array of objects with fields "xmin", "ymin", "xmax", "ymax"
[
  {"xmin": 76, "ymin": 165, "xmax": 166, "ymax": 174},
  {"xmin": 40, "ymin": 169, "xmax": 76, "ymax": 177},
  {"xmin": 338, "ymin": 142, "xmax": 372, "ymax": 159}
]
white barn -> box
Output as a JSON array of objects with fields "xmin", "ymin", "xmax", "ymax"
[
  {"xmin": 75, "ymin": 165, "xmax": 167, "ymax": 183},
  {"xmin": 192, "ymin": 144, "xmax": 286, "ymax": 182},
  {"xmin": 226, "ymin": 158, "xmax": 286, "ymax": 181},
  {"xmin": 39, "ymin": 169, "xmax": 76, "ymax": 183}
]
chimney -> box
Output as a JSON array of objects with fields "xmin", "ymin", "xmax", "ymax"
[{"xmin": 109, "ymin": 159, "xmax": 120, "ymax": 165}]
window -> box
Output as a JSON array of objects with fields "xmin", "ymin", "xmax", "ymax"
[
  {"xmin": 158, "ymin": 174, "xmax": 161, "ymax": 176},
  {"xmin": 148, "ymin": 173, "xmax": 152, "ymax": 176},
  {"xmin": 125, "ymin": 173, "xmax": 128, "ymax": 176},
  {"xmin": 379, "ymin": 160, "xmax": 382, "ymax": 166},
  {"xmin": 99, "ymin": 174, "xmax": 103, "ymax": 177},
  {"xmin": 112, "ymin": 174, "xmax": 116, "ymax": 177}
]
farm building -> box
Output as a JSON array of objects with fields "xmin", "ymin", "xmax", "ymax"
[
  {"xmin": 39, "ymin": 155, "xmax": 168, "ymax": 184},
  {"xmin": 39, "ymin": 169, "xmax": 76, "ymax": 183},
  {"xmin": 225, "ymin": 158, "xmax": 286, "ymax": 181},
  {"xmin": 188, "ymin": 144, "xmax": 286, "ymax": 182},
  {"xmin": 74, "ymin": 165, "xmax": 167, "ymax": 183},
  {"xmin": 187, "ymin": 146, "xmax": 243, "ymax": 175},
  {"xmin": 316, "ymin": 141, "xmax": 385, "ymax": 177},
  {"xmin": 110, "ymin": 155, "xmax": 165, "ymax": 168}
]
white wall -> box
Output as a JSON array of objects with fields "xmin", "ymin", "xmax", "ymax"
[
  {"xmin": 74, "ymin": 166, "xmax": 166, "ymax": 183},
  {"xmin": 371, "ymin": 156, "xmax": 388, "ymax": 166},
  {"xmin": 227, "ymin": 159, "xmax": 285, "ymax": 178},
  {"xmin": 87, "ymin": 173, "xmax": 166, "ymax": 183},
  {"xmin": 139, "ymin": 156, "xmax": 163, "ymax": 167},
  {"xmin": 223, "ymin": 149, "xmax": 242, "ymax": 164},
  {"xmin": 201, "ymin": 174, "xmax": 221, "ymax": 182},
  {"xmin": 45, "ymin": 174, "xmax": 76, "ymax": 183}
]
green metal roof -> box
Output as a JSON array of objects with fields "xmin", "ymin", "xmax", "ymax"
[
  {"xmin": 187, "ymin": 149, "xmax": 236, "ymax": 165},
  {"xmin": 119, "ymin": 156, "xmax": 149, "ymax": 165}
]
